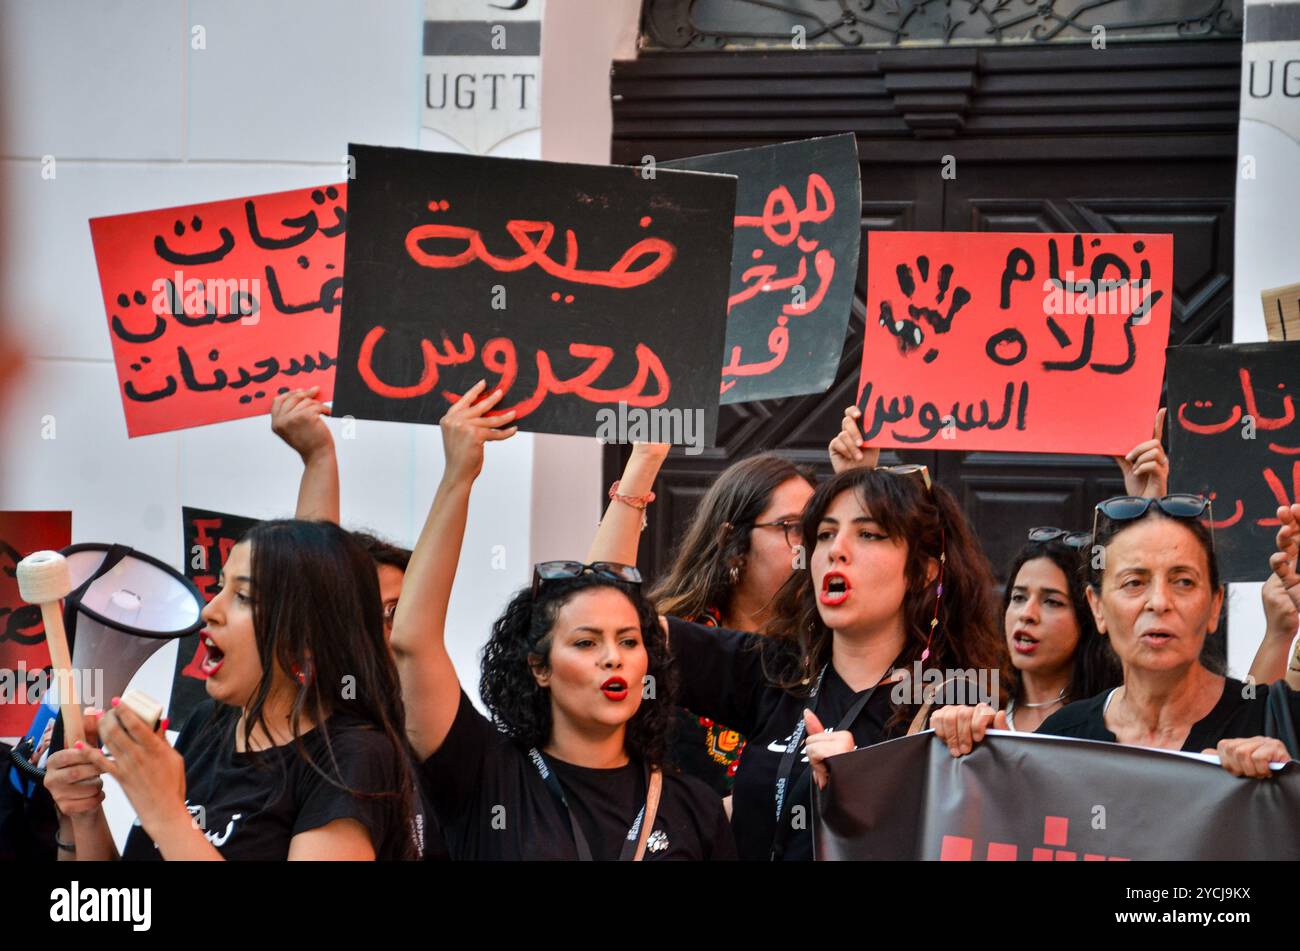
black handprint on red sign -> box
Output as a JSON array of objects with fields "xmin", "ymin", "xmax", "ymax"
[{"xmin": 878, "ymin": 255, "xmax": 972, "ymax": 363}]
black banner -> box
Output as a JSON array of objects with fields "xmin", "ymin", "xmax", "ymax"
[
  {"xmin": 332, "ymin": 144, "xmax": 737, "ymax": 445},
  {"xmin": 664, "ymin": 134, "xmax": 861, "ymax": 405},
  {"xmin": 817, "ymin": 731, "xmax": 1300, "ymax": 860},
  {"xmin": 169, "ymin": 506, "xmax": 259, "ymax": 729},
  {"xmin": 1168, "ymin": 341, "xmax": 1300, "ymax": 582}
]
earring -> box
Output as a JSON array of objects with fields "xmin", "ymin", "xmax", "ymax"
[
  {"xmin": 291, "ymin": 662, "xmax": 309, "ymax": 686},
  {"xmin": 728, "ymin": 565, "xmax": 740, "ymax": 584}
]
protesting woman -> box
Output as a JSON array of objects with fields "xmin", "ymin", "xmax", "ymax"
[
  {"xmin": 44, "ymin": 520, "xmax": 422, "ymax": 859},
  {"xmin": 596, "ymin": 438, "xmax": 1005, "ymax": 860},
  {"xmin": 394, "ymin": 383, "xmax": 734, "ymax": 860},
  {"xmin": 999, "ymin": 531, "xmax": 1122, "ymax": 733},
  {"xmin": 933, "ymin": 496, "xmax": 1300, "ymax": 777}
]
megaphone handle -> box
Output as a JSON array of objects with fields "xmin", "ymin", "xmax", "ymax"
[{"xmin": 39, "ymin": 601, "xmax": 84, "ymax": 746}]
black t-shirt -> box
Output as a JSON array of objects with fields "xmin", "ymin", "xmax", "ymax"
[
  {"xmin": 122, "ymin": 700, "xmax": 422, "ymax": 861},
  {"xmin": 1039, "ymin": 678, "xmax": 1300, "ymax": 751},
  {"xmin": 670, "ymin": 609, "xmax": 747, "ymax": 796},
  {"xmin": 671, "ymin": 710, "xmax": 746, "ymax": 796},
  {"xmin": 419, "ymin": 689, "xmax": 737, "ymax": 861},
  {"xmin": 668, "ymin": 616, "xmax": 907, "ymax": 862},
  {"xmin": 415, "ymin": 778, "xmax": 452, "ymax": 862}
]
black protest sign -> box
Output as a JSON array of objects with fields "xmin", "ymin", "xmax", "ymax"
[
  {"xmin": 817, "ymin": 731, "xmax": 1300, "ymax": 860},
  {"xmin": 1168, "ymin": 342, "xmax": 1300, "ymax": 583},
  {"xmin": 664, "ymin": 134, "xmax": 861, "ymax": 405},
  {"xmin": 331, "ymin": 144, "xmax": 737, "ymax": 445},
  {"xmin": 169, "ymin": 506, "xmax": 260, "ymax": 728}
]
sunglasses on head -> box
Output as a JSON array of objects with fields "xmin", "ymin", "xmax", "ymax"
[
  {"xmin": 1091, "ymin": 494, "xmax": 1214, "ymax": 551},
  {"xmin": 530, "ymin": 560, "xmax": 642, "ymax": 597},
  {"xmin": 875, "ymin": 463, "xmax": 932, "ymax": 493},
  {"xmin": 1027, "ymin": 526, "xmax": 1092, "ymax": 549}
]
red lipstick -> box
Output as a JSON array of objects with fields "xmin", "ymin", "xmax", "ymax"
[
  {"xmin": 821, "ymin": 570, "xmax": 850, "ymax": 606},
  {"xmin": 601, "ymin": 677, "xmax": 629, "ymax": 701}
]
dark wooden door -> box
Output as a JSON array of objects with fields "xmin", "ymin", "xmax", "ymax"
[{"xmin": 607, "ymin": 42, "xmax": 1240, "ymax": 590}]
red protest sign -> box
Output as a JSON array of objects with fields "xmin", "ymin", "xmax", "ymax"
[
  {"xmin": 858, "ymin": 232, "xmax": 1173, "ymax": 454},
  {"xmin": 90, "ymin": 184, "xmax": 346, "ymax": 437},
  {"xmin": 0, "ymin": 511, "xmax": 72, "ymax": 737}
]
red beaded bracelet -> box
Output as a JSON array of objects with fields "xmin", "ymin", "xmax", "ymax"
[
  {"xmin": 608, "ymin": 481, "xmax": 656, "ymax": 510},
  {"xmin": 609, "ymin": 481, "xmax": 656, "ymax": 530}
]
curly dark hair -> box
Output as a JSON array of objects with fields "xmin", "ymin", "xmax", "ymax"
[{"xmin": 479, "ymin": 575, "xmax": 677, "ymax": 768}]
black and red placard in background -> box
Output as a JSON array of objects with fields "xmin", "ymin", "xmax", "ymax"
[{"xmin": 1168, "ymin": 341, "xmax": 1300, "ymax": 582}]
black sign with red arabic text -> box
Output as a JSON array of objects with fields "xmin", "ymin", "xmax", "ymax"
[
  {"xmin": 332, "ymin": 144, "xmax": 737, "ymax": 445},
  {"xmin": 1168, "ymin": 341, "xmax": 1300, "ymax": 582},
  {"xmin": 664, "ymin": 134, "xmax": 861, "ymax": 404}
]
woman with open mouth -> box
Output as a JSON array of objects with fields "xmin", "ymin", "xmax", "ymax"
[
  {"xmin": 393, "ymin": 382, "xmax": 735, "ymax": 861},
  {"xmin": 998, "ymin": 530, "xmax": 1123, "ymax": 734},
  {"xmin": 932, "ymin": 496, "xmax": 1300, "ymax": 777},
  {"xmin": 593, "ymin": 415, "xmax": 1005, "ymax": 861},
  {"xmin": 994, "ymin": 528, "xmax": 1292, "ymax": 736},
  {"xmin": 44, "ymin": 520, "xmax": 423, "ymax": 860}
]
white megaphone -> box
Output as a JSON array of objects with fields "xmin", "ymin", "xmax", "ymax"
[{"xmin": 7, "ymin": 543, "xmax": 204, "ymax": 795}]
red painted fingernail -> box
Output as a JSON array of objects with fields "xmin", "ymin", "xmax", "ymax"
[
  {"xmin": 159, "ymin": 718, "xmax": 170, "ymax": 732},
  {"xmin": 111, "ymin": 697, "xmax": 120, "ymax": 707},
  {"xmin": 74, "ymin": 741, "xmax": 85, "ymax": 750}
]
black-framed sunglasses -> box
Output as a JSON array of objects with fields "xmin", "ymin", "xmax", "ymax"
[
  {"xmin": 530, "ymin": 560, "xmax": 643, "ymax": 597},
  {"xmin": 1091, "ymin": 494, "xmax": 1214, "ymax": 551},
  {"xmin": 1027, "ymin": 526, "xmax": 1092, "ymax": 549},
  {"xmin": 753, "ymin": 518, "xmax": 803, "ymax": 549}
]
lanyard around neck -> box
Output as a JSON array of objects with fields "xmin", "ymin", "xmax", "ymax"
[
  {"xmin": 769, "ymin": 663, "xmax": 886, "ymax": 861},
  {"xmin": 528, "ymin": 748, "xmax": 654, "ymax": 862}
]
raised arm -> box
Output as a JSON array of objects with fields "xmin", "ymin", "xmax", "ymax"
[
  {"xmin": 585, "ymin": 442, "xmax": 670, "ymax": 567},
  {"xmin": 828, "ymin": 404, "xmax": 880, "ymax": 474},
  {"xmin": 1247, "ymin": 573, "xmax": 1299, "ymax": 685},
  {"xmin": 1115, "ymin": 407, "xmax": 1168, "ymax": 499},
  {"xmin": 391, "ymin": 382, "xmax": 516, "ymax": 759},
  {"xmin": 271, "ymin": 387, "xmax": 340, "ymax": 523},
  {"xmin": 1267, "ymin": 502, "xmax": 1300, "ymax": 690}
]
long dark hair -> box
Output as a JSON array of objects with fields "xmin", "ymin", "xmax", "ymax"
[
  {"xmin": 480, "ymin": 575, "xmax": 676, "ymax": 767},
  {"xmin": 229, "ymin": 519, "xmax": 417, "ymax": 856},
  {"xmin": 1002, "ymin": 539, "xmax": 1120, "ymax": 704},
  {"xmin": 649, "ymin": 453, "xmax": 814, "ymax": 622},
  {"xmin": 762, "ymin": 468, "xmax": 1008, "ymax": 723}
]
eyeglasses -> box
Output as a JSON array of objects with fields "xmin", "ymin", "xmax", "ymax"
[
  {"xmin": 1027, "ymin": 527, "xmax": 1092, "ymax": 549},
  {"xmin": 1091, "ymin": 494, "xmax": 1214, "ymax": 553},
  {"xmin": 754, "ymin": 518, "xmax": 802, "ymax": 549},
  {"xmin": 875, "ymin": 463, "xmax": 932, "ymax": 493},
  {"xmin": 530, "ymin": 561, "xmax": 643, "ymax": 597}
]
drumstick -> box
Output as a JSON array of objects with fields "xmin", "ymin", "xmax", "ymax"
[{"xmin": 16, "ymin": 551, "xmax": 84, "ymax": 746}]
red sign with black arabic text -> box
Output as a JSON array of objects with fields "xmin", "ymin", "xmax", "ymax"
[
  {"xmin": 0, "ymin": 511, "xmax": 72, "ymax": 738},
  {"xmin": 90, "ymin": 183, "xmax": 346, "ymax": 437},
  {"xmin": 859, "ymin": 232, "xmax": 1173, "ymax": 454}
]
